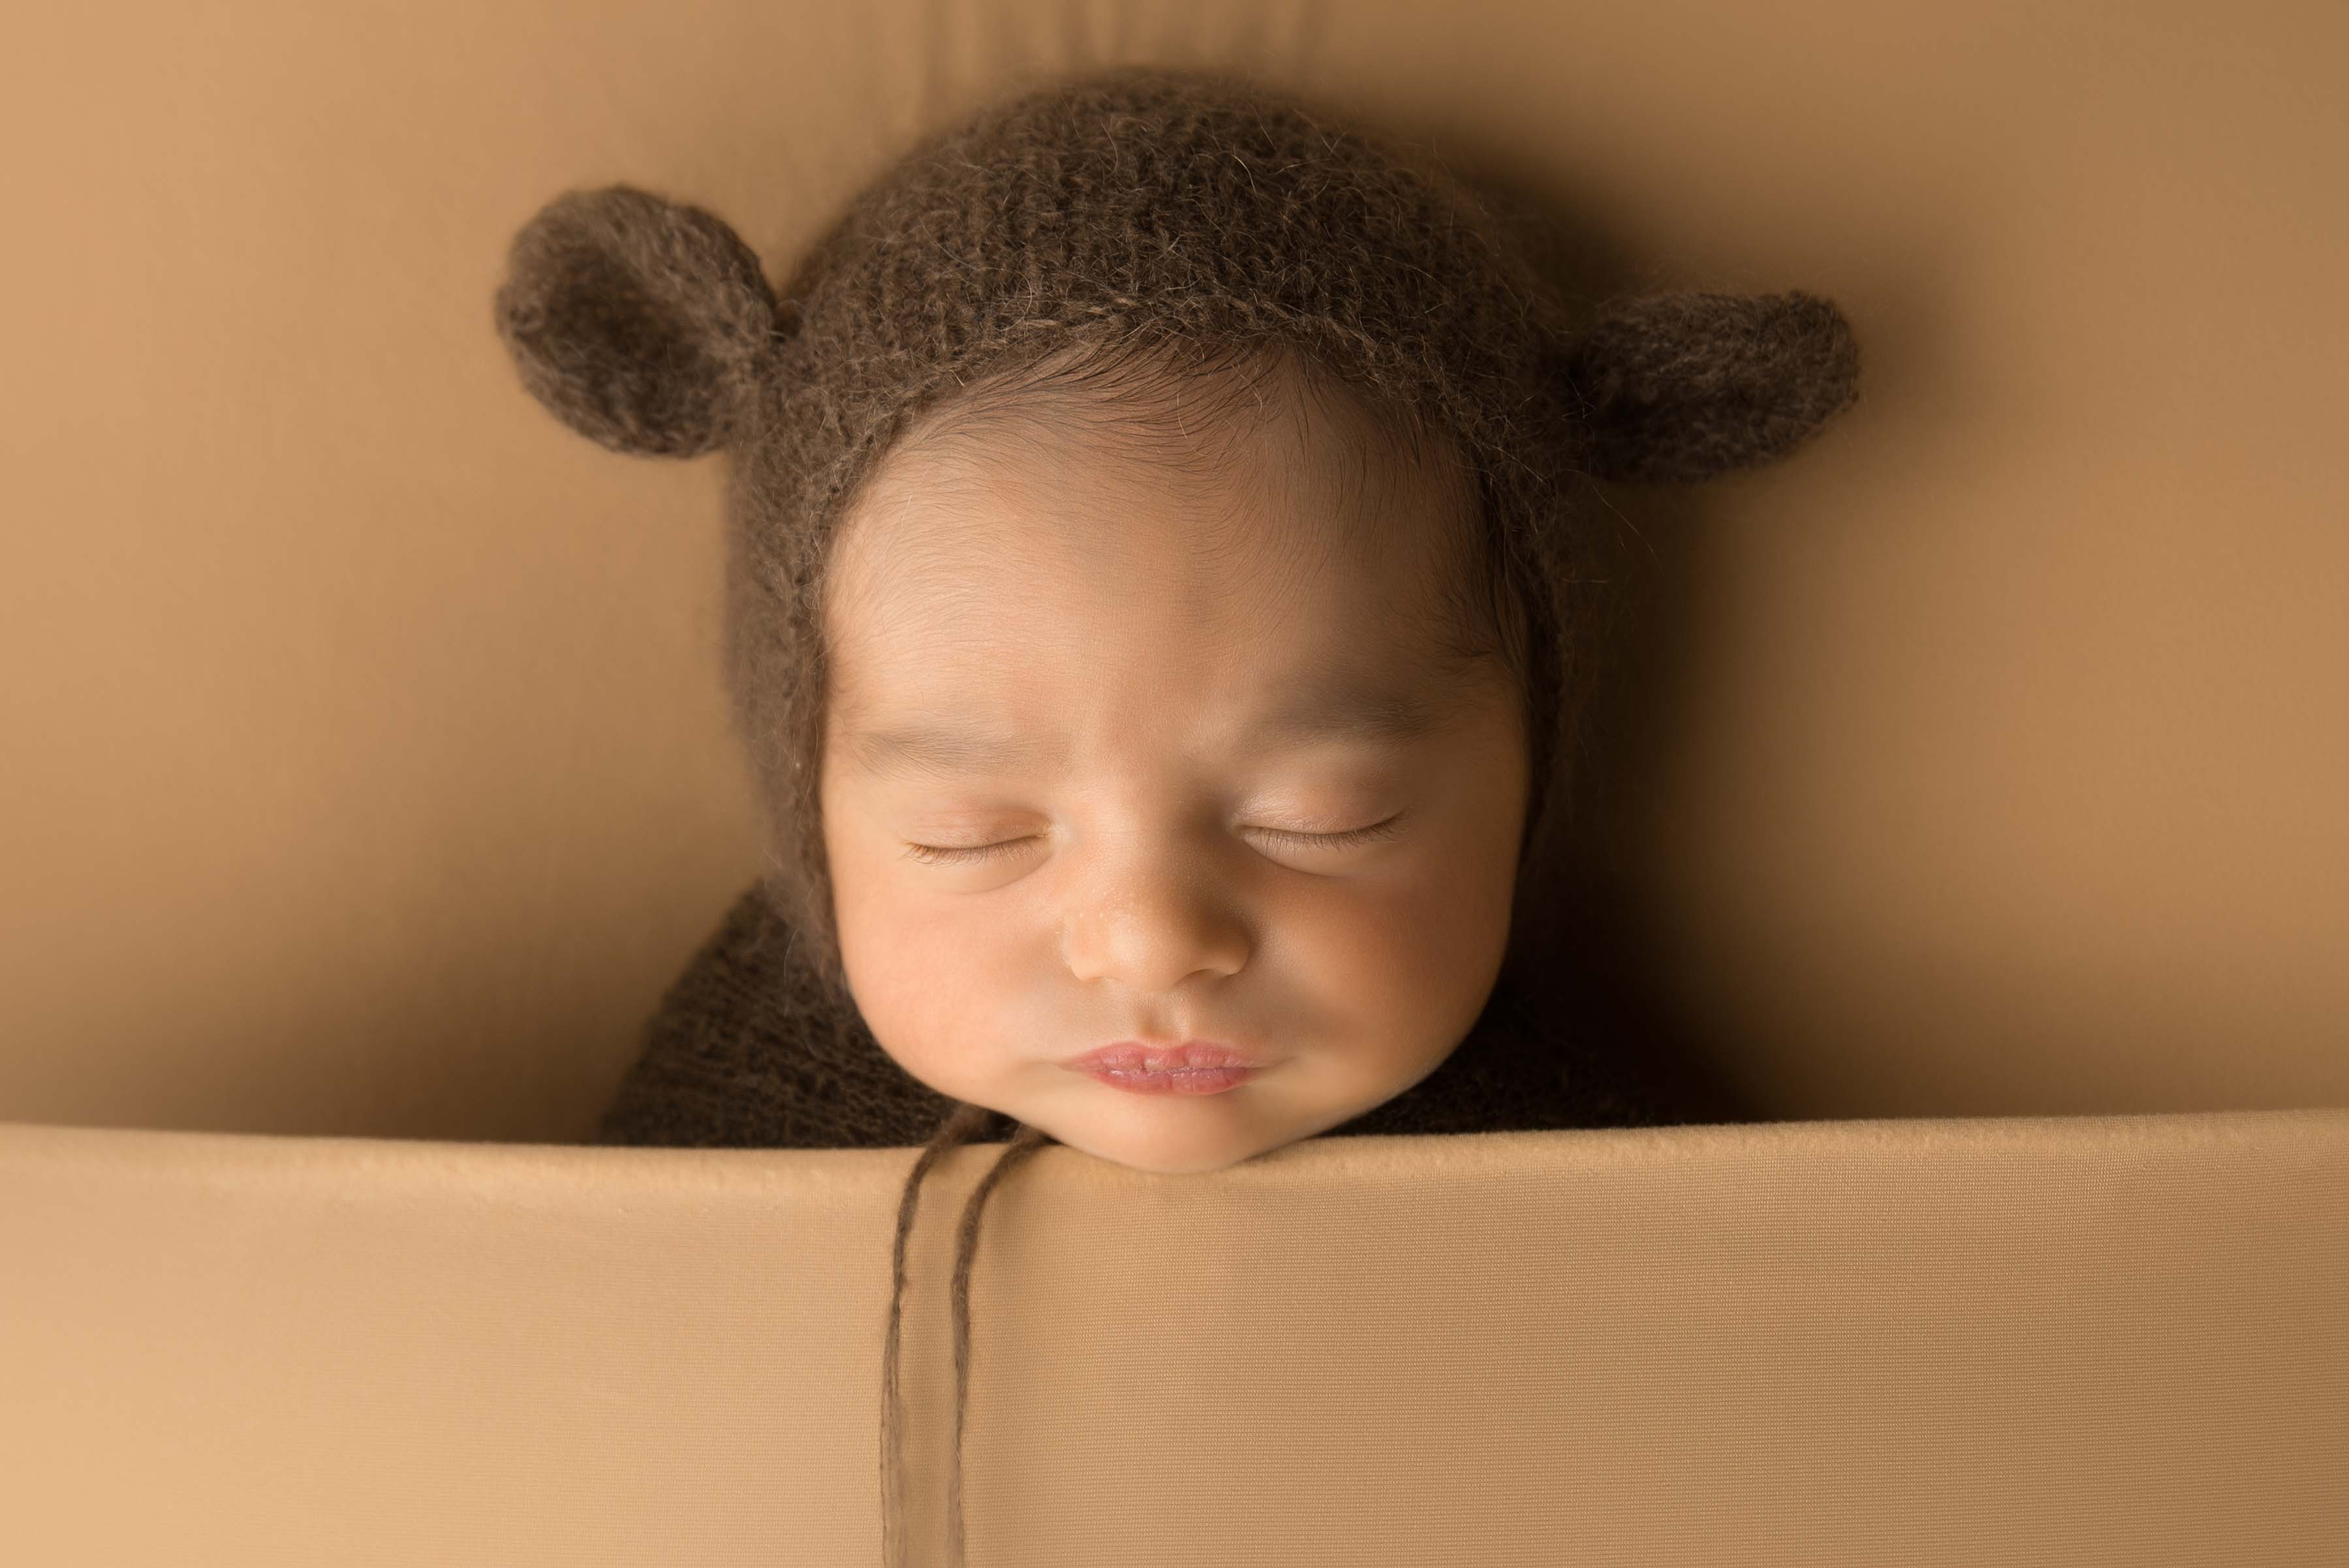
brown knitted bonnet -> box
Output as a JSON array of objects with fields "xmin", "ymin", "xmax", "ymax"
[{"xmin": 493, "ymin": 61, "xmax": 1858, "ymax": 1567}]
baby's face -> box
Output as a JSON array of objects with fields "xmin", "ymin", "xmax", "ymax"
[{"xmin": 818, "ymin": 385, "xmax": 1527, "ymax": 1175}]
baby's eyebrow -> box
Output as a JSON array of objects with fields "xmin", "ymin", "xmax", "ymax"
[{"xmin": 843, "ymin": 682, "xmax": 1446, "ymax": 780}]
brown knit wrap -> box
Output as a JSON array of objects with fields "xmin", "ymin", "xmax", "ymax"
[{"xmin": 492, "ymin": 63, "xmax": 1861, "ymax": 1045}]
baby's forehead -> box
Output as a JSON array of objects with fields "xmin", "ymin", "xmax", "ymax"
[
  {"xmin": 822, "ymin": 544, "xmax": 1475, "ymax": 783},
  {"xmin": 822, "ymin": 349, "xmax": 1480, "ymax": 694},
  {"xmin": 833, "ymin": 440, "xmax": 1450, "ymax": 657}
]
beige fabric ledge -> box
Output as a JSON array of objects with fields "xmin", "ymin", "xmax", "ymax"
[{"xmin": 3, "ymin": 1109, "xmax": 2344, "ymax": 1567}]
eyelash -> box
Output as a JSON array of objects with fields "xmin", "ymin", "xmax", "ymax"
[{"xmin": 901, "ymin": 814, "xmax": 1407, "ymax": 866}]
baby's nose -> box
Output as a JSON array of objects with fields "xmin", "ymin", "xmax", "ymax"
[{"xmin": 1060, "ymin": 874, "xmax": 1250, "ymax": 993}]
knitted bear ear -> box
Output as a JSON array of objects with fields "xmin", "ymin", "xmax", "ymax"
[
  {"xmin": 491, "ymin": 184, "xmax": 781, "ymax": 459},
  {"xmin": 1556, "ymin": 289, "xmax": 1861, "ymax": 485}
]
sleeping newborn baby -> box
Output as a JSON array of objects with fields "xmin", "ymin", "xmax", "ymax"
[
  {"xmin": 820, "ymin": 335, "xmax": 1543, "ymax": 1178},
  {"xmin": 493, "ymin": 62, "xmax": 1859, "ymax": 1563}
]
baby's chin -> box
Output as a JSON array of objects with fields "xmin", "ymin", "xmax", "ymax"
[
  {"xmin": 979, "ymin": 1079, "xmax": 1389, "ymax": 1176},
  {"xmin": 1037, "ymin": 1125, "xmax": 1287, "ymax": 1176}
]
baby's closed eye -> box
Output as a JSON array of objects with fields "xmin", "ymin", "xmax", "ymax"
[{"xmin": 901, "ymin": 811, "xmax": 1408, "ymax": 865}]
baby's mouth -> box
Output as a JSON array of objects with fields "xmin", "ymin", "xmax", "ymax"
[{"xmin": 1059, "ymin": 1041, "xmax": 1260, "ymax": 1073}]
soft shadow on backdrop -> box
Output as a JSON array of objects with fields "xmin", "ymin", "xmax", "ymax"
[{"xmin": 1, "ymin": 0, "xmax": 2341, "ymax": 1141}]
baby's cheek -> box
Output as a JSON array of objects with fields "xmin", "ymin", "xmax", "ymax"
[
  {"xmin": 1308, "ymin": 867, "xmax": 1504, "ymax": 1017},
  {"xmin": 839, "ymin": 889, "xmax": 1004, "ymax": 1085},
  {"xmin": 1288, "ymin": 887, "xmax": 1510, "ymax": 1116}
]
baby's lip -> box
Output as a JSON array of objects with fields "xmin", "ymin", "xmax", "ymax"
[{"xmin": 1061, "ymin": 1041, "xmax": 1260, "ymax": 1072}]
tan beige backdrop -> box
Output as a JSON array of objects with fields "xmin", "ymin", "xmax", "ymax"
[{"xmin": 1, "ymin": 0, "xmax": 2342, "ymax": 1141}]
